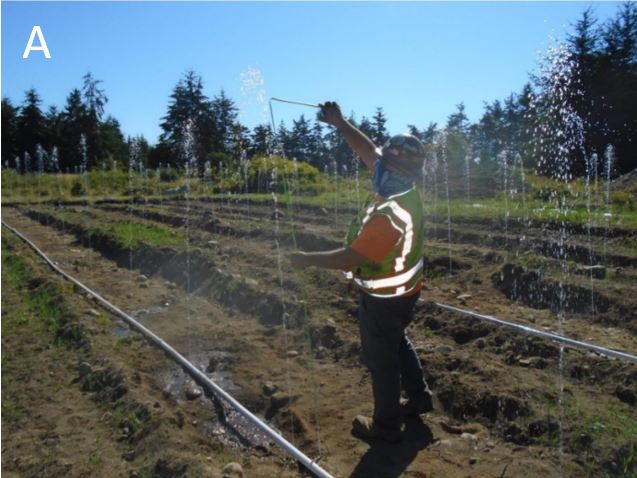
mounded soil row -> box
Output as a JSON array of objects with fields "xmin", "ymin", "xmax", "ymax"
[{"xmin": 20, "ymin": 207, "xmax": 306, "ymax": 329}]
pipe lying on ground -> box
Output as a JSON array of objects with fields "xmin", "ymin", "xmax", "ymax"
[
  {"xmin": 430, "ymin": 301, "xmax": 637, "ymax": 364},
  {"xmin": 1, "ymin": 220, "xmax": 335, "ymax": 478}
]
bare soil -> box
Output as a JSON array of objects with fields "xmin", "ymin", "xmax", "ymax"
[{"xmin": 2, "ymin": 199, "xmax": 636, "ymax": 478}]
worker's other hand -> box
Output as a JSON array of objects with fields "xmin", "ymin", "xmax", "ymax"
[
  {"xmin": 289, "ymin": 251, "xmax": 309, "ymax": 270},
  {"xmin": 317, "ymin": 101, "xmax": 344, "ymax": 126}
]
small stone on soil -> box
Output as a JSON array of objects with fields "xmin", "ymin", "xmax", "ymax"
[
  {"xmin": 86, "ymin": 308, "xmax": 101, "ymax": 317},
  {"xmin": 222, "ymin": 462, "xmax": 243, "ymax": 478},
  {"xmin": 469, "ymin": 457, "xmax": 478, "ymax": 465},
  {"xmin": 475, "ymin": 338, "xmax": 486, "ymax": 349},
  {"xmin": 184, "ymin": 386, "xmax": 202, "ymax": 400},
  {"xmin": 286, "ymin": 350, "xmax": 300, "ymax": 358},
  {"xmin": 436, "ymin": 344, "xmax": 454, "ymax": 355}
]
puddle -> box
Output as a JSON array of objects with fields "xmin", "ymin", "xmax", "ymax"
[
  {"xmin": 162, "ymin": 350, "xmax": 275, "ymax": 451},
  {"xmin": 114, "ymin": 326, "xmax": 130, "ymax": 337}
]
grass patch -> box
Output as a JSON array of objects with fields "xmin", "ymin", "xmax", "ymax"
[
  {"xmin": 99, "ymin": 221, "xmax": 185, "ymax": 249},
  {"xmin": 1, "ymin": 238, "xmax": 82, "ymax": 345},
  {"xmin": 1, "ymin": 399, "xmax": 24, "ymax": 423}
]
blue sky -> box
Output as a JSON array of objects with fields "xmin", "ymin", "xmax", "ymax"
[{"xmin": 1, "ymin": 1, "xmax": 623, "ymax": 144}]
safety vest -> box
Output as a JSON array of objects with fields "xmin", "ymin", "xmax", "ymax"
[{"xmin": 345, "ymin": 186, "xmax": 424, "ymax": 298}]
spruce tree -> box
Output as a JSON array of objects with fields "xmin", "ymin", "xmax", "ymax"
[
  {"xmin": 1, "ymin": 98, "xmax": 19, "ymax": 167},
  {"xmin": 16, "ymin": 88, "xmax": 46, "ymax": 169}
]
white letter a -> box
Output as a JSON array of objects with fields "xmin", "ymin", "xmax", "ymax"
[{"xmin": 23, "ymin": 26, "xmax": 51, "ymax": 59}]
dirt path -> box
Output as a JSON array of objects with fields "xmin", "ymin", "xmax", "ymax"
[
  {"xmin": 1, "ymin": 227, "xmax": 298, "ymax": 478},
  {"xmin": 3, "ymin": 205, "xmax": 635, "ymax": 477}
]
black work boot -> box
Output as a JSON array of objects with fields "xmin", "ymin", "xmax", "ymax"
[
  {"xmin": 351, "ymin": 415, "xmax": 402, "ymax": 443},
  {"xmin": 400, "ymin": 390, "xmax": 434, "ymax": 416}
]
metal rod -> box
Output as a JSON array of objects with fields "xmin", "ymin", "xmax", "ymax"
[
  {"xmin": 2, "ymin": 220, "xmax": 335, "ymax": 478},
  {"xmin": 432, "ymin": 301, "xmax": 637, "ymax": 364},
  {"xmin": 270, "ymin": 97, "xmax": 320, "ymax": 108}
]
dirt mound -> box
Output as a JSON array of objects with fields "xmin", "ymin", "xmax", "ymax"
[{"xmin": 492, "ymin": 263, "xmax": 614, "ymax": 314}]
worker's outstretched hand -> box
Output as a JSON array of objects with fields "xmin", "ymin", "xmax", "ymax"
[{"xmin": 317, "ymin": 101, "xmax": 344, "ymax": 127}]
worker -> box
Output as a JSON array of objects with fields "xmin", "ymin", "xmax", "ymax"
[{"xmin": 289, "ymin": 101, "xmax": 433, "ymax": 443}]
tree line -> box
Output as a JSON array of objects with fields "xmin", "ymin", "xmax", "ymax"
[{"xmin": 2, "ymin": 3, "xmax": 635, "ymax": 181}]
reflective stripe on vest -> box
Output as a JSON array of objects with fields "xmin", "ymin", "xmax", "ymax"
[
  {"xmin": 354, "ymin": 257, "xmax": 423, "ymax": 290},
  {"xmin": 376, "ymin": 200, "xmax": 413, "ymax": 272}
]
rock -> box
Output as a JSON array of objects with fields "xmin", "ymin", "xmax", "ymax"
[
  {"xmin": 456, "ymin": 293, "xmax": 472, "ymax": 301},
  {"xmin": 137, "ymin": 274, "xmax": 148, "ymax": 282},
  {"xmin": 262, "ymin": 381, "xmax": 278, "ymax": 396},
  {"xmin": 518, "ymin": 357, "xmax": 547, "ymax": 369},
  {"xmin": 78, "ymin": 362, "xmax": 93, "ymax": 377},
  {"xmin": 436, "ymin": 344, "xmax": 454, "ymax": 355},
  {"xmin": 122, "ymin": 450, "xmax": 136, "ymax": 461},
  {"xmin": 222, "ymin": 462, "xmax": 243, "ymax": 478},
  {"xmin": 469, "ymin": 457, "xmax": 478, "ymax": 465},
  {"xmin": 475, "ymin": 338, "xmax": 486, "ymax": 349},
  {"xmin": 86, "ymin": 308, "xmax": 101, "ymax": 317},
  {"xmin": 245, "ymin": 278, "xmax": 259, "ymax": 287},
  {"xmin": 184, "ymin": 386, "xmax": 202, "ymax": 400},
  {"xmin": 207, "ymin": 240, "xmax": 219, "ymax": 246},
  {"xmin": 286, "ymin": 350, "xmax": 300, "ymax": 358},
  {"xmin": 461, "ymin": 432, "xmax": 478, "ymax": 443}
]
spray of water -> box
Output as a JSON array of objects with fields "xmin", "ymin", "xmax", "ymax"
[
  {"xmin": 182, "ymin": 120, "xmax": 197, "ymax": 327},
  {"xmin": 531, "ymin": 38, "xmax": 589, "ymax": 473}
]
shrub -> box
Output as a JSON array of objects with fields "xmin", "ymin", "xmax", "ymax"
[
  {"xmin": 70, "ymin": 180, "xmax": 86, "ymax": 197},
  {"xmin": 247, "ymin": 156, "xmax": 325, "ymax": 195}
]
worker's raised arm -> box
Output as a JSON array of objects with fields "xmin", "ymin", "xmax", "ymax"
[{"xmin": 318, "ymin": 101, "xmax": 378, "ymax": 172}]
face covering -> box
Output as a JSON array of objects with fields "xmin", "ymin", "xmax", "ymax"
[{"xmin": 372, "ymin": 159, "xmax": 413, "ymax": 197}]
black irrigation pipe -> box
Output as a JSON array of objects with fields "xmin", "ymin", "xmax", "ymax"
[
  {"xmin": 1, "ymin": 220, "xmax": 335, "ymax": 478},
  {"xmin": 430, "ymin": 301, "xmax": 637, "ymax": 364}
]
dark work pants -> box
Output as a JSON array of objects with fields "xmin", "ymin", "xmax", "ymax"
[{"xmin": 358, "ymin": 291, "xmax": 428, "ymax": 431}]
